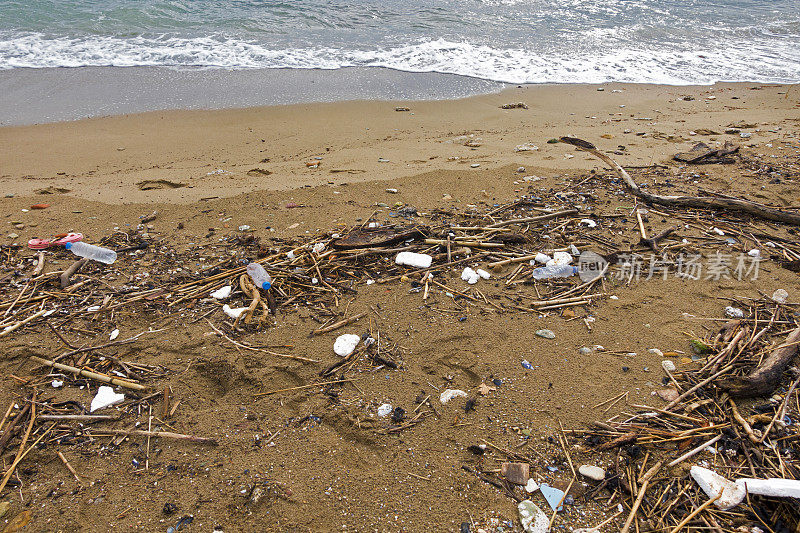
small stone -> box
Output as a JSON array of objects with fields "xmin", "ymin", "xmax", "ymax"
[
  {"xmin": 662, "ymin": 360, "xmax": 677, "ymax": 372},
  {"xmin": 535, "ymin": 329, "xmax": 555, "ymax": 339},
  {"xmin": 7, "ymin": 233, "xmax": 18, "ymax": 239},
  {"xmin": 333, "ymin": 334, "xmax": 361, "ymax": 357},
  {"xmin": 501, "ymin": 462, "xmax": 530, "ymax": 485},
  {"xmin": 518, "ymin": 500, "xmax": 548, "ymax": 533},
  {"xmin": 648, "ymin": 348, "xmax": 664, "ymax": 357},
  {"xmin": 385, "ymin": 188, "xmax": 399, "ymax": 193},
  {"xmin": 724, "ymin": 306, "xmax": 745, "ymax": 318},
  {"xmin": 772, "ymin": 289, "xmax": 788, "ymax": 304},
  {"xmin": 517, "ymin": 166, "xmax": 526, "ymax": 173},
  {"xmin": 578, "ymin": 347, "xmax": 592, "ymax": 355},
  {"xmin": 470, "ymin": 163, "xmax": 480, "ymax": 168},
  {"xmin": 377, "ymin": 403, "xmax": 392, "ymax": 417},
  {"xmin": 578, "ymin": 465, "xmax": 605, "ymax": 481}
]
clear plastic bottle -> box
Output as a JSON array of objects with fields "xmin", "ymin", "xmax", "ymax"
[
  {"xmin": 530, "ymin": 264, "xmax": 577, "ymax": 280},
  {"xmin": 65, "ymin": 242, "xmax": 117, "ymax": 264},
  {"xmin": 246, "ymin": 262, "xmax": 272, "ymax": 290}
]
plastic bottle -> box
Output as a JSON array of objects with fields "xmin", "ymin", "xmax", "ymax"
[
  {"xmin": 65, "ymin": 242, "xmax": 117, "ymax": 264},
  {"xmin": 246, "ymin": 262, "xmax": 272, "ymax": 290},
  {"xmin": 530, "ymin": 264, "xmax": 577, "ymax": 280}
]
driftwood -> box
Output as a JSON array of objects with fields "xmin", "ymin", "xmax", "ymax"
[
  {"xmin": 60, "ymin": 258, "xmax": 88, "ymax": 289},
  {"xmin": 719, "ymin": 326, "xmax": 800, "ymax": 397},
  {"xmin": 559, "ymin": 136, "xmax": 800, "ymax": 225}
]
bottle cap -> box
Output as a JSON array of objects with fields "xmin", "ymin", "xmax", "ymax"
[
  {"xmin": 65, "ymin": 242, "xmax": 73, "ymax": 249},
  {"xmin": 262, "ymin": 281, "xmax": 271, "ymax": 290}
]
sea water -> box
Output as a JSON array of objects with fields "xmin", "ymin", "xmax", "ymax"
[{"xmin": 1, "ymin": 0, "xmax": 799, "ymax": 85}]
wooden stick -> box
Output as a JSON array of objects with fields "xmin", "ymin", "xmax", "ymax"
[
  {"xmin": 254, "ymin": 378, "xmax": 356, "ymax": 397},
  {"xmin": 560, "ymin": 136, "xmax": 800, "ymax": 225},
  {"xmin": 0, "ymin": 308, "xmax": 50, "ymax": 337},
  {"xmin": 39, "ymin": 414, "xmax": 118, "ymax": 421},
  {"xmin": 486, "ymin": 209, "xmax": 579, "ymax": 229},
  {"xmin": 312, "ymin": 312, "xmax": 367, "ymax": 336},
  {"xmin": 60, "ymin": 258, "xmax": 88, "ymax": 289},
  {"xmin": 57, "ymin": 451, "xmax": 83, "ymax": 483},
  {"xmin": 666, "ymin": 434, "xmax": 723, "ymax": 467},
  {"xmin": 620, "ymin": 461, "xmax": 662, "ymax": 533},
  {"xmin": 99, "ymin": 429, "xmax": 217, "ymax": 445},
  {"xmin": 29, "ymin": 355, "xmax": 147, "ymax": 391},
  {"xmin": 487, "ymin": 254, "xmax": 538, "ymax": 269},
  {"xmin": 0, "ymin": 422, "xmax": 56, "ymax": 493},
  {"xmin": 667, "ymin": 490, "xmax": 722, "ymax": 533}
]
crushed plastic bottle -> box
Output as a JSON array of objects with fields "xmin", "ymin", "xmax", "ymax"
[
  {"xmin": 65, "ymin": 241, "xmax": 117, "ymax": 264},
  {"xmin": 530, "ymin": 264, "xmax": 577, "ymax": 280},
  {"xmin": 246, "ymin": 262, "xmax": 272, "ymax": 290}
]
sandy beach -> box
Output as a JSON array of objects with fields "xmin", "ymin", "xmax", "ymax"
[{"xmin": 1, "ymin": 79, "xmax": 800, "ymax": 531}]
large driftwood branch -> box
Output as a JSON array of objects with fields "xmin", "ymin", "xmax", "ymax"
[
  {"xmin": 559, "ymin": 137, "xmax": 800, "ymax": 225},
  {"xmin": 718, "ymin": 326, "xmax": 800, "ymax": 398}
]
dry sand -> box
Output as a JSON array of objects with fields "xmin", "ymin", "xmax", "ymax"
[{"xmin": 0, "ymin": 82, "xmax": 799, "ymax": 532}]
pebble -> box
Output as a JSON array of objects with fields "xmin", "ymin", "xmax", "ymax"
[
  {"xmin": 109, "ymin": 328, "xmax": 119, "ymax": 341},
  {"xmin": 535, "ymin": 329, "xmax": 555, "ymax": 339},
  {"xmin": 333, "ymin": 334, "xmax": 361, "ymax": 357},
  {"xmin": 578, "ymin": 465, "xmax": 606, "ymax": 481},
  {"xmin": 517, "ymin": 166, "xmax": 526, "ymax": 173},
  {"xmin": 470, "ymin": 163, "xmax": 480, "ymax": 168},
  {"xmin": 578, "ymin": 347, "xmax": 592, "ymax": 355},
  {"xmin": 440, "ymin": 389, "xmax": 468, "ymax": 403},
  {"xmin": 647, "ymin": 348, "xmax": 664, "ymax": 357},
  {"xmin": 518, "ymin": 500, "xmax": 548, "ymax": 533},
  {"xmin": 772, "ymin": 288, "xmax": 788, "ymax": 304},
  {"xmin": 724, "ymin": 306, "xmax": 745, "ymax": 318},
  {"xmin": 662, "ymin": 360, "xmax": 677, "ymax": 372},
  {"xmin": 385, "ymin": 188, "xmax": 398, "ymax": 193},
  {"xmin": 7, "ymin": 233, "xmax": 18, "ymax": 239},
  {"xmin": 377, "ymin": 403, "xmax": 392, "ymax": 417}
]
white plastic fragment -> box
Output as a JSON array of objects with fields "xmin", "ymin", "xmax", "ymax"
[
  {"xmin": 532, "ymin": 252, "xmax": 551, "ymax": 265},
  {"xmin": 440, "ymin": 389, "xmax": 468, "ymax": 404},
  {"xmin": 546, "ymin": 251, "xmax": 573, "ymax": 266},
  {"xmin": 51, "ymin": 379, "xmax": 63, "ymax": 388},
  {"xmin": 109, "ymin": 328, "xmax": 120, "ymax": 341},
  {"xmin": 312, "ymin": 242, "xmax": 325, "ymax": 254},
  {"xmin": 580, "ymin": 219, "xmax": 597, "ymax": 228},
  {"xmin": 518, "ymin": 500, "xmax": 549, "ymax": 533},
  {"xmin": 690, "ymin": 465, "xmax": 746, "ymax": 510},
  {"xmin": 90, "ymin": 386, "xmax": 125, "ymax": 412},
  {"xmin": 736, "ymin": 478, "xmax": 800, "ymax": 498},
  {"xmin": 333, "ymin": 334, "xmax": 361, "ymax": 357},
  {"xmin": 461, "ymin": 267, "xmax": 480, "ymax": 284},
  {"xmin": 210, "ymin": 286, "xmax": 232, "ymax": 300},
  {"xmin": 395, "ymin": 252, "xmax": 432, "ymax": 269},
  {"xmin": 662, "ymin": 360, "xmax": 677, "ymax": 372},
  {"xmin": 747, "ymin": 249, "xmax": 760, "ymax": 257},
  {"xmin": 525, "ymin": 478, "xmax": 539, "ymax": 493},
  {"xmin": 377, "ymin": 403, "xmax": 393, "ymax": 417},
  {"xmin": 712, "ymin": 227, "xmax": 725, "ymax": 235},
  {"xmin": 476, "ymin": 268, "xmax": 491, "ymax": 280},
  {"xmin": 222, "ymin": 304, "xmax": 248, "ymax": 319},
  {"xmin": 87, "ymin": 305, "xmax": 101, "ymax": 312}
]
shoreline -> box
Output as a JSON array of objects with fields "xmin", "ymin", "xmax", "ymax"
[
  {"xmin": 0, "ymin": 66, "xmax": 506, "ymax": 126},
  {"xmin": 1, "ymin": 80, "xmax": 797, "ymax": 206}
]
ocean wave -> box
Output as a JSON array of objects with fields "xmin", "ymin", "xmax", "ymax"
[{"xmin": 1, "ymin": 33, "xmax": 799, "ymax": 85}]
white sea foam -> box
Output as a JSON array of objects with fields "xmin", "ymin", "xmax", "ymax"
[{"xmin": 1, "ymin": 33, "xmax": 799, "ymax": 85}]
